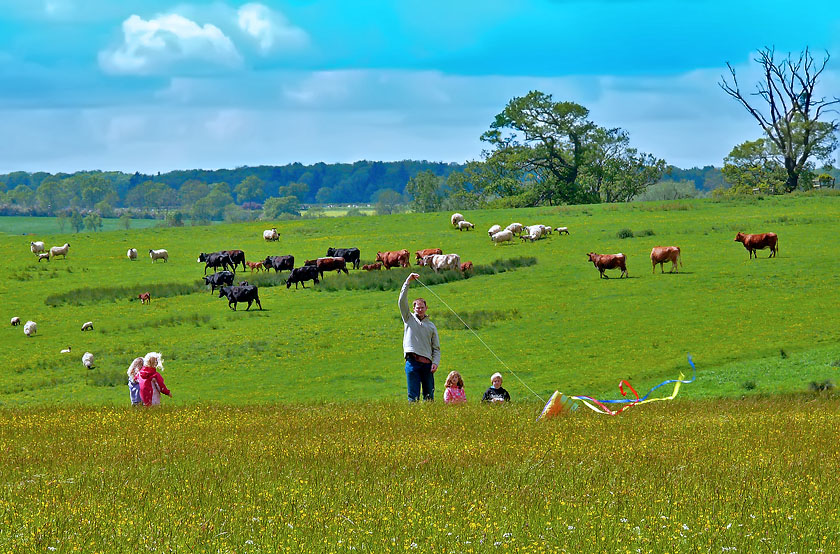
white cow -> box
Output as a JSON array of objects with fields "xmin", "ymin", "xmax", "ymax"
[
  {"xmin": 127, "ymin": 248, "xmax": 138, "ymax": 261},
  {"xmin": 30, "ymin": 241, "xmax": 45, "ymax": 254},
  {"xmin": 49, "ymin": 243, "xmax": 70, "ymax": 259},
  {"xmin": 263, "ymin": 228, "xmax": 279, "ymax": 241},
  {"xmin": 491, "ymin": 229, "xmax": 514, "ymax": 245},
  {"xmin": 450, "ymin": 213, "xmax": 465, "ymax": 227},
  {"xmin": 149, "ymin": 249, "xmax": 169, "ymax": 263},
  {"xmin": 421, "ymin": 253, "xmax": 461, "ymax": 273}
]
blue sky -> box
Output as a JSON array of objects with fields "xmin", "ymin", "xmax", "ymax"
[{"xmin": 1, "ymin": 0, "xmax": 838, "ymax": 174}]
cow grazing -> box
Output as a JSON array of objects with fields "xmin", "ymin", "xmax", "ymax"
[
  {"xmin": 734, "ymin": 232, "xmax": 778, "ymax": 259},
  {"xmin": 149, "ymin": 249, "xmax": 168, "ymax": 263},
  {"xmin": 376, "ymin": 249, "xmax": 410, "ymax": 269},
  {"xmin": 221, "ymin": 250, "xmax": 246, "ymax": 272},
  {"xmin": 650, "ymin": 246, "xmax": 682, "ymax": 274},
  {"xmin": 326, "ymin": 247, "xmax": 361, "ymax": 270},
  {"xmin": 263, "ymin": 228, "xmax": 279, "ymax": 241},
  {"xmin": 362, "ymin": 262, "xmax": 382, "ymax": 271},
  {"xmin": 587, "ymin": 252, "xmax": 628, "ymax": 279},
  {"xmin": 203, "ymin": 270, "xmax": 235, "ymax": 293},
  {"xmin": 285, "ymin": 266, "xmax": 320, "ymax": 289},
  {"xmin": 138, "ymin": 292, "xmax": 151, "ymax": 304},
  {"xmin": 198, "ymin": 252, "xmax": 233, "ymax": 274},
  {"xmin": 421, "ymin": 253, "xmax": 461, "ymax": 273},
  {"xmin": 415, "ymin": 248, "xmax": 443, "ymax": 264},
  {"xmin": 264, "ymin": 255, "xmax": 294, "ymax": 274},
  {"xmin": 316, "ymin": 257, "xmax": 348, "ymax": 278},
  {"xmin": 460, "ymin": 261, "xmax": 473, "ymax": 273},
  {"xmin": 246, "ymin": 261, "xmax": 265, "ymax": 272},
  {"xmin": 218, "ymin": 285, "xmax": 262, "ymax": 311}
]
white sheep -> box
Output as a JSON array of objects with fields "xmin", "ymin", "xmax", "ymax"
[
  {"xmin": 49, "ymin": 243, "xmax": 70, "ymax": 259},
  {"xmin": 488, "ymin": 224, "xmax": 502, "ymax": 237},
  {"xmin": 11, "ymin": 317, "xmax": 21, "ymax": 326},
  {"xmin": 506, "ymin": 223, "xmax": 524, "ymax": 236},
  {"xmin": 450, "ymin": 213, "xmax": 465, "ymax": 227},
  {"xmin": 127, "ymin": 248, "xmax": 138, "ymax": 261},
  {"xmin": 81, "ymin": 321, "xmax": 93, "ymax": 331},
  {"xmin": 491, "ymin": 229, "xmax": 514, "ymax": 245},
  {"xmin": 457, "ymin": 220, "xmax": 475, "ymax": 231},
  {"xmin": 556, "ymin": 226, "xmax": 570, "ymax": 235},
  {"xmin": 542, "ymin": 225, "xmax": 553, "ymax": 235},
  {"xmin": 30, "ymin": 241, "xmax": 45, "ymax": 254},
  {"xmin": 149, "ymin": 249, "xmax": 169, "ymax": 263},
  {"xmin": 23, "ymin": 320, "xmax": 37, "ymax": 337},
  {"xmin": 37, "ymin": 253, "xmax": 50, "ymax": 262},
  {"xmin": 82, "ymin": 352, "xmax": 95, "ymax": 369},
  {"xmin": 60, "ymin": 346, "xmax": 72, "ymax": 354},
  {"xmin": 263, "ymin": 228, "xmax": 279, "ymax": 241}
]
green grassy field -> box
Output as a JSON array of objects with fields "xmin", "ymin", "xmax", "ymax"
[
  {"xmin": 2, "ymin": 194, "xmax": 839, "ymax": 406},
  {"xmin": 0, "ymin": 215, "xmax": 161, "ymax": 236}
]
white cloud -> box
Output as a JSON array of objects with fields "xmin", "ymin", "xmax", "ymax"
[
  {"xmin": 237, "ymin": 3, "xmax": 308, "ymax": 54},
  {"xmin": 98, "ymin": 13, "xmax": 242, "ymax": 75},
  {"xmin": 44, "ymin": 0, "xmax": 73, "ymax": 18}
]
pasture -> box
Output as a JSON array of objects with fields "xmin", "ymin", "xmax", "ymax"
[{"xmin": 1, "ymin": 194, "xmax": 840, "ymax": 406}]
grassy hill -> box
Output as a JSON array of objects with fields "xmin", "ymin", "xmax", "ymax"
[{"xmin": 2, "ymin": 193, "xmax": 839, "ymax": 406}]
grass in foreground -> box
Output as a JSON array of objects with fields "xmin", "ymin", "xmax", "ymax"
[{"xmin": 1, "ymin": 396, "xmax": 839, "ymax": 553}]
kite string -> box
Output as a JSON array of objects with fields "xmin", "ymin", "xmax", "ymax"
[{"xmin": 416, "ymin": 279, "xmax": 546, "ymax": 403}]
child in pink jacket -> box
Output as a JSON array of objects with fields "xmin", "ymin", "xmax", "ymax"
[{"xmin": 137, "ymin": 352, "xmax": 171, "ymax": 406}]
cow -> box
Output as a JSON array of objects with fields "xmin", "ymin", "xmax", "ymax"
[
  {"xmin": 460, "ymin": 261, "xmax": 473, "ymax": 273},
  {"xmin": 246, "ymin": 261, "xmax": 265, "ymax": 272},
  {"xmin": 263, "ymin": 255, "xmax": 295, "ymax": 274},
  {"xmin": 138, "ymin": 292, "xmax": 151, "ymax": 304},
  {"xmin": 420, "ymin": 253, "xmax": 461, "ymax": 273},
  {"xmin": 362, "ymin": 262, "xmax": 382, "ymax": 271},
  {"xmin": 734, "ymin": 232, "xmax": 778, "ymax": 259},
  {"xmin": 376, "ymin": 249, "xmax": 410, "ymax": 269},
  {"xmin": 316, "ymin": 257, "xmax": 349, "ymax": 278},
  {"xmin": 415, "ymin": 248, "xmax": 443, "ymax": 264},
  {"xmin": 198, "ymin": 252, "xmax": 233, "ymax": 275},
  {"xmin": 285, "ymin": 266, "xmax": 320, "ymax": 289},
  {"xmin": 587, "ymin": 252, "xmax": 628, "ymax": 279},
  {"xmin": 326, "ymin": 247, "xmax": 361, "ymax": 270},
  {"xmin": 218, "ymin": 285, "xmax": 262, "ymax": 311},
  {"xmin": 650, "ymin": 246, "xmax": 682, "ymax": 274},
  {"xmin": 221, "ymin": 250, "xmax": 246, "ymax": 272},
  {"xmin": 203, "ymin": 270, "xmax": 235, "ymax": 293}
]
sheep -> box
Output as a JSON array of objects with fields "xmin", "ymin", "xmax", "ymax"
[
  {"xmin": 450, "ymin": 213, "xmax": 465, "ymax": 227},
  {"xmin": 542, "ymin": 226, "xmax": 553, "ymax": 235},
  {"xmin": 23, "ymin": 320, "xmax": 37, "ymax": 337},
  {"xmin": 82, "ymin": 352, "xmax": 95, "ymax": 369},
  {"xmin": 30, "ymin": 241, "xmax": 45, "ymax": 254},
  {"xmin": 457, "ymin": 221, "xmax": 475, "ymax": 231},
  {"xmin": 81, "ymin": 321, "xmax": 94, "ymax": 331},
  {"xmin": 49, "ymin": 243, "xmax": 70, "ymax": 259},
  {"xmin": 60, "ymin": 346, "xmax": 71, "ymax": 354},
  {"xmin": 149, "ymin": 249, "xmax": 169, "ymax": 263},
  {"xmin": 491, "ymin": 229, "xmax": 514, "ymax": 245},
  {"xmin": 556, "ymin": 226, "xmax": 570, "ymax": 235},
  {"xmin": 505, "ymin": 223, "xmax": 523, "ymax": 236},
  {"xmin": 487, "ymin": 224, "xmax": 502, "ymax": 237},
  {"xmin": 127, "ymin": 248, "xmax": 138, "ymax": 260},
  {"xmin": 522, "ymin": 225, "xmax": 544, "ymax": 241},
  {"xmin": 11, "ymin": 317, "xmax": 20, "ymax": 326},
  {"xmin": 263, "ymin": 228, "xmax": 279, "ymax": 241},
  {"xmin": 37, "ymin": 253, "xmax": 50, "ymax": 262}
]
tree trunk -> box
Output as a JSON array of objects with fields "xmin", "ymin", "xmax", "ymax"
[{"xmin": 784, "ymin": 157, "xmax": 798, "ymax": 193}]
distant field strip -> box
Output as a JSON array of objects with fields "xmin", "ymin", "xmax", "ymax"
[{"xmin": 44, "ymin": 280, "xmax": 206, "ymax": 306}]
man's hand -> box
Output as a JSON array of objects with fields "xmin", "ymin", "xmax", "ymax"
[
  {"xmin": 431, "ymin": 364, "xmax": 438, "ymax": 373},
  {"xmin": 407, "ymin": 273, "xmax": 420, "ymax": 283}
]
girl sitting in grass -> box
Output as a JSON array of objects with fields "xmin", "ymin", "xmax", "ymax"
[{"xmin": 443, "ymin": 370, "xmax": 467, "ymax": 404}]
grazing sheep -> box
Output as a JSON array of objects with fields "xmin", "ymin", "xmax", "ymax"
[
  {"xmin": 30, "ymin": 241, "xmax": 45, "ymax": 254},
  {"xmin": 450, "ymin": 213, "xmax": 465, "ymax": 227},
  {"xmin": 60, "ymin": 346, "xmax": 71, "ymax": 354},
  {"xmin": 521, "ymin": 225, "xmax": 544, "ymax": 242},
  {"xmin": 81, "ymin": 321, "xmax": 94, "ymax": 331},
  {"xmin": 487, "ymin": 224, "xmax": 502, "ymax": 237},
  {"xmin": 49, "ymin": 243, "xmax": 70, "ymax": 259},
  {"xmin": 149, "ymin": 249, "xmax": 168, "ymax": 263},
  {"xmin": 263, "ymin": 228, "xmax": 279, "ymax": 241},
  {"xmin": 11, "ymin": 317, "xmax": 21, "ymax": 326},
  {"xmin": 23, "ymin": 320, "xmax": 37, "ymax": 337},
  {"xmin": 491, "ymin": 229, "xmax": 514, "ymax": 245},
  {"xmin": 505, "ymin": 223, "xmax": 523, "ymax": 236},
  {"xmin": 542, "ymin": 226, "xmax": 553, "ymax": 235},
  {"xmin": 37, "ymin": 252, "xmax": 50, "ymax": 262},
  {"xmin": 457, "ymin": 220, "xmax": 475, "ymax": 231},
  {"xmin": 127, "ymin": 248, "xmax": 138, "ymax": 260},
  {"xmin": 82, "ymin": 352, "xmax": 95, "ymax": 369},
  {"xmin": 138, "ymin": 292, "xmax": 151, "ymax": 304},
  {"xmin": 556, "ymin": 226, "xmax": 570, "ymax": 235}
]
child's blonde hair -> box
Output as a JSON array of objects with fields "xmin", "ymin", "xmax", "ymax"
[
  {"xmin": 445, "ymin": 370, "xmax": 464, "ymax": 389},
  {"xmin": 127, "ymin": 357, "xmax": 144, "ymax": 379},
  {"xmin": 490, "ymin": 372, "xmax": 502, "ymax": 383},
  {"xmin": 143, "ymin": 352, "xmax": 164, "ymax": 371}
]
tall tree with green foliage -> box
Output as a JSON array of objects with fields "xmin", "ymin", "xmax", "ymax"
[
  {"xmin": 374, "ymin": 189, "xmax": 403, "ymax": 215},
  {"xmin": 262, "ymin": 196, "xmax": 300, "ymax": 219},
  {"xmin": 720, "ymin": 138, "xmax": 788, "ymax": 195},
  {"xmin": 404, "ymin": 170, "xmax": 444, "ymax": 212},
  {"xmin": 234, "ymin": 175, "xmax": 264, "ymax": 204},
  {"xmin": 83, "ymin": 213, "xmax": 103, "ymax": 232},
  {"xmin": 70, "ymin": 210, "xmax": 84, "ymax": 233},
  {"xmin": 719, "ymin": 47, "xmax": 840, "ymax": 192}
]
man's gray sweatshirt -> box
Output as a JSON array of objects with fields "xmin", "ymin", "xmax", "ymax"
[{"xmin": 399, "ymin": 280, "xmax": 441, "ymax": 366}]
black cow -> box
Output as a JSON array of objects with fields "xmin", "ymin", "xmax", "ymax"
[
  {"xmin": 221, "ymin": 250, "xmax": 246, "ymax": 272},
  {"xmin": 285, "ymin": 266, "xmax": 320, "ymax": 289},
  {"xmin": 264, "ymin": 255, "xmax": 295, "ymax": 274},
  {"xmin": 203, "ymin": 270, "xmax": 235, "ymax": 293},
  {"xmin": 326, "ymin": 247, "xmax": 361, "ymax": 270},
  {"xmin": 218, "ymin": 285, "xmax": 262, "ymax": 311},
  {"xmin": 198, "ymin": 252, "xmax": 234, "ymax": 275}
]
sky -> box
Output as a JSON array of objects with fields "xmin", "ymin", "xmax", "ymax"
[{"xmin": 1, "ymin": 0, "xmax": 839, "ymax": 174}]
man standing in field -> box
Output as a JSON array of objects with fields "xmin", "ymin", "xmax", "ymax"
[{"xmin": 399, "ymin": 273, "xmax": 441, "ymax": 401}]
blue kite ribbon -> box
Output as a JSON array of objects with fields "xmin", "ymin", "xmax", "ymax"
[{"xmin": 576, "ymin": 354, "xmax": 697, "ymax": 406}]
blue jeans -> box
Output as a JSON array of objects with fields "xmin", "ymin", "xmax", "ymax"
[{"xmin": 405, "ymin": 358, "xmax": 434, "ymax": 402}]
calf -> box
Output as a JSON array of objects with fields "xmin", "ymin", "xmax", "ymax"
[
  {"xmin": 587, "ymin": 252, "xmax": 628, "ymax": 279},
  {"xmin": 246, "ymin": 261, "xmax": 265, "ymax": 272},
  {"xmin": 264, "ymin": 255, "xmax": 295, "ymax": 274},
  {"xmin": 460, "ymin": 261, "xmax": 473, "ymax": 273},
  {"xmin": 203, "ymin": 270, "xmax": 235, "ymax": 293},
  {"xmin": 650, "ymin": 246, "xmax": 682, "ymax": 273},
  {"xmin": 138, "ymin": 292, "xmax": 151, "ymax": 304},
  {"xmin": 734, "ymin": 232, "xmax": 778, "ymax": 259},
  {"xmin": 362, "ymin": 262, "xmax": 382, "ymax": 271},
  {"xmin": 316, "ymin": 257, "xmax": 349, "ymax": 278},
  {"xmin": 326, "ymin": 247, "xmax": 361, "ymax": 270},
  {"xmin": 218, "ymin": 285, "xmax": 262, "ymax": 311},
  {"xmin": 286, "ymin": 266, "xmax": 320, "ymax": 289}
]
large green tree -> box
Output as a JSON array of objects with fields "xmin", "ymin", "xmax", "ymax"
[
  {"xmin": 719, "ymin": 47, "xmax": 839, "ymax": 192},
  {"xmin": 234, "ymin": 175, "xmax": 264, "ymax": 204},
  {"xmin": 404, "ymin": 170, "xmax": 444, "ymax": 212},
  {"xmin": 720, "ymin": 138, "xmax": 788, "ymax": 195},
  {"xmin": 262, "ymin": 196, "xmax": 300, "ymax": 219}
]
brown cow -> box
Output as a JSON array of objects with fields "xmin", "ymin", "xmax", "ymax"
[
  {"xmin": 460, "ymin": 261, "xmax": 473, "ymax": 273},
  {"xmin": 734, "ymin": 232, "xmax": 778, "ymax": 259},
  {"xmin": 376, "ymin": 249, "xmax": 410, "ymax": 269},
  {"xmin": 362, "ymin": 262, "xmax": 382, "ymax": 271},
  {"xmin": 415, "ymin": 248, "xmax": 443, "ymax": 264},
  {"xmin": 246, "ymin": 261, "xmax": 265, "ymax": 273},
  {"xmin": 138, "ymin": 292, "xmax": 151, "ymax": 304},
  {"xmin": 587, "ymin": 252, "xmax": 627, "ymax": 279},
  {"xmin": 650, "ymin": 246, "xmax": 682, "ymax": 274},
  {"xmin": 315, "ymin": 257, "xmax": 349, "ymax": 278}
]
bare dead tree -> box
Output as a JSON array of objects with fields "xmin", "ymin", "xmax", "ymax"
[{"xmin": 719, "ymin": 47, "xmax": 839, "ymax": 192}]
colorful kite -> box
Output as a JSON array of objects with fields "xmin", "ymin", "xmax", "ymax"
[{"xmin": 538, "ymin": 355, "xmax": 697, "ymax": 420}]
